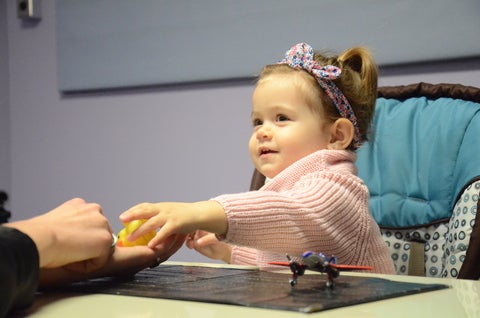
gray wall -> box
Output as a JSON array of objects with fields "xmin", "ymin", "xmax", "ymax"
[
  {"xmin": 3, "ymin": 1, "xmax": 480, "ymax": 262},
  {"xmin": 55, "ymin": 0, "xmax": 480, "ymax": 92},
  {"xmin": 0, "ymin": 0, "xmax": 10, "ymax": 195}
]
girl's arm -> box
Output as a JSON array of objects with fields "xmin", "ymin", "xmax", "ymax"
[{"xmin": 119, "ymin": 200, "xmax": 227, "ymax": 249}]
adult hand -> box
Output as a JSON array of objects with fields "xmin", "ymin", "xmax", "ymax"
[
  {"xmin": 39, "ymin": 234, "xmax": 186, "ymax": 287},
  {"xmin": 7, "ymin": 198, "xmax": 113, "ymax": 272}
]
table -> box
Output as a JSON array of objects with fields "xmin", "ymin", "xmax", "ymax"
[{"xmin": 23, "ymin": 262, "xmax": 480, "ymax": 318}]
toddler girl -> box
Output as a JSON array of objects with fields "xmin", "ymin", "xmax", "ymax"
[{"xmin": 120, "ymin": 42, "xmax": 394, "ymax": 274}]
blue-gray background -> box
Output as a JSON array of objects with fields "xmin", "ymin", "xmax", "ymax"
[{"xmin": 56, "ymin": 0, "xmax": 480, "ymax": 92}]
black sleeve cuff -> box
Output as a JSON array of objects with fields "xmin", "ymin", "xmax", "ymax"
[{"xmin": 0, "ymin": 226, "xmax": 40, "ymax": 317}]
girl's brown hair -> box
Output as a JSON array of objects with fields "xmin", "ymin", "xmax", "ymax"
[{"xmin": 257, "ymin": 46, "xmax": 378, "ymax": 150}]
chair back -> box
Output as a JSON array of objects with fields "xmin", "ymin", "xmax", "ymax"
[{"xmin": 357, "ymin": 82, "xmax": 480, "ymax": 279}]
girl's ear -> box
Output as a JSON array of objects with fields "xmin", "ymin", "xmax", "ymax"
[{"xmin": 327, "ymin": 118, "xmax": 354, "ymax": 150}]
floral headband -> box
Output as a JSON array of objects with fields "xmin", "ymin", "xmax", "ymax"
[{"xmin": 279, "ymin": 42, "xmax": 362, "ymax": 149}]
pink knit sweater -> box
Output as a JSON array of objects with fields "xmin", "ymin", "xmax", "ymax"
[{"xmin": 212, "ymin": 150, "xmax": 394, "ymax": 274}]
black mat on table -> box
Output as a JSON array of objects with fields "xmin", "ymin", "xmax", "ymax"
[{"xmin": 59, "ymin": 265, "xmax": 448, "ymax": 313}]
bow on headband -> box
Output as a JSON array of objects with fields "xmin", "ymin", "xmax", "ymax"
[{"xmin": 279, "ymin": 42, "xmax": 362, "ymax": 149}]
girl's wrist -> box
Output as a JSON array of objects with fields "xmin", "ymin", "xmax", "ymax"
[{"xmin": 195, "ymin": 200, "xmax": 227, "ymax": 235}]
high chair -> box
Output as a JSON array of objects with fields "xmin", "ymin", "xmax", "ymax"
[{"xmin": 250, "ymin": 82, "xmax": 480, "ymax": 279}]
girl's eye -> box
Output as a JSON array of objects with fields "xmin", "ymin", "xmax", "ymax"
[
  {"xmin": 252, "ymin": 118, "xmax": 263, "ymax": 126},
  {"xmin": 277, "ymin": 114, "xmax": 289, "ymax": 121}
]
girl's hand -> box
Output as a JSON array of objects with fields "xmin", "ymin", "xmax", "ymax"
[
  {"xmin": 185, "ymin": 230, "xmax": 232, "ymax": 263},
  {"xmin": 119, "ymin": 200, "xmax": 227, "ymax": 249}
]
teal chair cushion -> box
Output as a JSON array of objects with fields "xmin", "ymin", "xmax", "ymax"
[{"xmin": 357, "ymin": 92, "xmax": 480, "ymax": 228}]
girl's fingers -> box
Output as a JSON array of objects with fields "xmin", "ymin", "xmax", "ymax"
[
  {"xmin": 147, "ymin": 233, "xmax": 165, "ymax": 249},
  {"xmin": 196, "ymin": 233, "xmax": 219, "ymax": 246},
  {"xmin": 147, "ymin": 224, "xmax": 175, "ymax": 249},
  {"xmin": 127, "ymin": 216, "xmax": 162, "ymax": 241},
  {"xmin": 119, "ymin": 203, "xmax": 159, "ymax": 222}
]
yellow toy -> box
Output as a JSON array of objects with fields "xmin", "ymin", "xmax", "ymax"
[{"xmin": 117, "ymin": 220, "xmax": 156, "ymax": 247}]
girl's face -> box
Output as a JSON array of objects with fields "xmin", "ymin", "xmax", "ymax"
[{"xmin": 249, "ymin": 74, "xmax": 333, "ymax": 179}]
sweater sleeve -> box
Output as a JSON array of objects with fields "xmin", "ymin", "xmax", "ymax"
[
  {"xmin": 0, "ymin": 226, "xmax": 40, "ymax": 317},
  {"xmin": 230, "ymin": 246, "xmax": 258, "ymax": 266},
  {"xmin": 213, "ymin": 170, "xmax": 371, "ymax": 262}
]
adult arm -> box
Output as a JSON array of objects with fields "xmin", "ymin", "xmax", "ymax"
[
  {"xmin": 0, "ymin": 198, "xmax": 112, "ymax": 316},
  {"xmin": 0, "ymin": 227, "xmax": 39, "ymax": 317},
  {"xmin": 5, "ymin": 198, "xmax": 113, "ymax": 271}
]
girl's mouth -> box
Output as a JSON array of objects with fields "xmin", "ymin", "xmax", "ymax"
[{"xmin": 259, "ymin": 148, "xmax": 277, "ymax": 156}]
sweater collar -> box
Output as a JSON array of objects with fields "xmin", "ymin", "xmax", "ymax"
[{"xmin": 261, "ymin": 150, "xmax": 357, "ymax": 191}]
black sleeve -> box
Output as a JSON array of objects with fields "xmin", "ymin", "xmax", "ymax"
[{"xmin": 0, "ymin": 226, "xmax": 39, "ymax": 317}]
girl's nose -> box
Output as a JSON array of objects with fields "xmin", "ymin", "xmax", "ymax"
[{"xmin": 256, "ymin": 123, "xmax": 273, "ymax": 140}]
